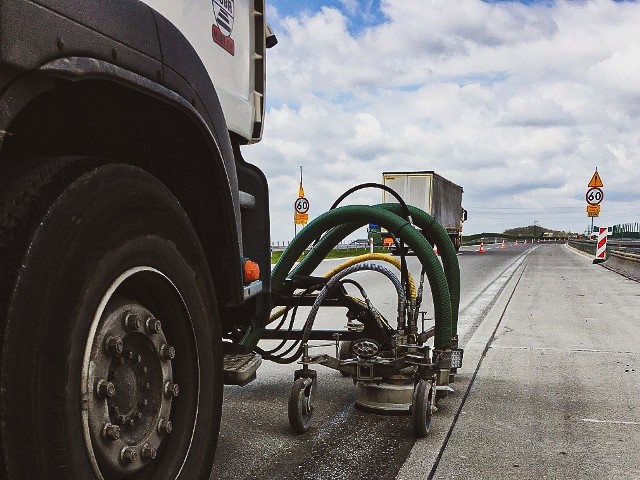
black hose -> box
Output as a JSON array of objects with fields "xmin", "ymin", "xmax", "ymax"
[{"xmin": 329, "ymin": 182, "xmax": 412, "ymax": 222}]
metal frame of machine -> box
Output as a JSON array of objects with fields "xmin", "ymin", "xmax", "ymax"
[{"xmin": 240, "ymin": 184, "xmax": 465, "ymax": 437}]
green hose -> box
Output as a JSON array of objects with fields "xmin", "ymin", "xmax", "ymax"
[
  {"xmin": 244, "ymin": 205, "xmax": 452, "ymax": 349},
  {"xmin": 291, "ymin": 223, "xmax": 357, "ymax": 277},
  {"xmin": 381, "ymin": 204, "xmax": 460, "ymax": 337},
  {"xmin": 291, "ymin": 204, "xmax": 460, "ymax": 337}
]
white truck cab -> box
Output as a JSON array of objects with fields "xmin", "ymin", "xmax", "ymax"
[
  {"xmin": 0, "ymin": 0, "xmax": 275, "ymax": 478},
  {"xmin": 144, "ymin": 0, "xmax": 270, "ymax": 142}
]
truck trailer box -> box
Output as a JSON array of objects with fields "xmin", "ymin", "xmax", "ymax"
[{"xmin": 382, "ymin": 171, "xmax": 465, "ymax": 249}]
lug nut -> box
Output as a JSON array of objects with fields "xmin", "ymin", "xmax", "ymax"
[
  {"xmin": 140, "ymin": 365, "xmax": 148, "ymax": 375},
  {"xmin": 124, "ymin": 313, "xmax": 142, "ymax": 331},
  {"xmin": 120, "ymin": 446, "xmax": 138, "ymax": 465},
  {"xmin": 126, "ymin": 351, "xmax": 135, "ymax": 361},
  {"xmin": 164, "ymin": 382, "xmax": 179, "ymax": 398},
  {"xmin": 134, "ymin": 354, "xmax": 142, "ymax": 364},
  {"xmin": 96, "ymin": 379, "xmax": 116, "ymax": 398},
  {"xmin": 105, "ymin": 336, "xmax": 124, "ymax": 355},
  {"xmin": 146, "ymin": 317, "xmax": 162, "ymax": 334},
  {"xmin": 115, "ymin": 414, "xmax": 127, "ymax": 425},
  {"xmin": 141, "ymin": 443, "xmax": 158, "ymax": 461},
  {"xmin": 158, "ymin": 418, "xmax": 173, "ymax": 435},
  {"xmin": 160, "ymin": 344, "xmax": 176, "ymax": 361},
  {"xmin": 141, "ymin": 382, "xmax": 151, "ymax": 391},
  {"xmin": 135, "ymin": 411, "xmax": 143, "ymax": 420},
  {"xmin": 138, "ymin": 398, "xmax": 148, "ymax": 409},
  {"xmin": 127, "ymin": 418, "xmax": 135, "ymax": 427},
  {"xmin": 102, "ymin": 423, "xmax": 121, "ymax": 441}
]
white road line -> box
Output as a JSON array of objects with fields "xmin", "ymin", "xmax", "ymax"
[
  {"xmin": 456, "ymin": 247, "xmax": 536, "ymax": 341},
  {"xmin": 489, "ymin": 345, "xmax": 640, "ymax": 355},
  {"xmin": 581, "ymin": 418, "xmax": 640, "ymax": 426}
]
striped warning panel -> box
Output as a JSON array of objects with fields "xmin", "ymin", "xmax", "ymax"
[{"xmin": 596, "ymin": 226, "xmax": 607, "ymax": 260}]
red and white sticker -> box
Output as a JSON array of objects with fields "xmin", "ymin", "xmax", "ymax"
[{"xmin": 212, "ymin": 0, "xmax": 235, "ymax": 56}]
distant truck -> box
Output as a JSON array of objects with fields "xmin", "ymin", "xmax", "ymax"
[{"xmin": 382, "ymin": 171, "xmax": 467, "ymax": 251}]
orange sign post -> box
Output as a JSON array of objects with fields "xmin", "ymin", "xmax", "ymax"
[{"xmin": 586, "ymin": 169, "xmax": 603, "ymax": 231}]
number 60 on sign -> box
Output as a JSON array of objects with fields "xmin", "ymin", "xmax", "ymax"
[
  {"xmin": 294, "ymin": 197, "xmax": 310, "ymax": 213},
  {"xmin": 585, "ymin": 187, "xmax": 603, "ymax": 206}
]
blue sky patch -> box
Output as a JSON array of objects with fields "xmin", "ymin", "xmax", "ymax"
[
  {"xmin": 271, "ymin": 0, "xmax": 386, "ymax": 35},
  {"xmin": 482, "ymin": 0, "xmax": 554, "ymax": 5}
]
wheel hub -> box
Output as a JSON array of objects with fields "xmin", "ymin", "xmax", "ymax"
[{"xmin": 86, "ymin": 301, "xmax": 177, "ymax": 475}]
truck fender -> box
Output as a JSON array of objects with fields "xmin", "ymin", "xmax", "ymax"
[{"xmin": 0, "ymin": 0, "xmax": 247, "ymax": 304}]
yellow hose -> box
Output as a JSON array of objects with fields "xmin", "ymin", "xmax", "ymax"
[
  {"xmin": 267, "ymin": 253, "xmax": 416, "ymax": 324},
  {"xmin": 322, "ymin": 253, "xmax": 417, "ymax": 298}
]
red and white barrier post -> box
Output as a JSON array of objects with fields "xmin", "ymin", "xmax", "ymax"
[{"xmin": 593, "ymin": 226, "xmax": 607, "ymax": 264}]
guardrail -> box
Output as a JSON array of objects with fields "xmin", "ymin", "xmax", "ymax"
[
  {"xmin": 568, "ymin": 240, "xmax": 640, "ymax": 281},
  {"xmin": 463, "ymin": 233, "xmax": 570, "ymax": 242},
  {"xmin": 605, "ymin": 250, "xmax": 640, "ymax": 281},
  {"xmin": 567, "ymin": 240, "xmax": 595, "ymax": 255},
  {"xmin": 271, "ymin": 241, "xmax": 369, "ymax": 252}
]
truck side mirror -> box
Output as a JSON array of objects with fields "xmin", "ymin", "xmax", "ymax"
[{"xmin": 266, "ymin": 24, "xmax": 278, "ymax": 48}]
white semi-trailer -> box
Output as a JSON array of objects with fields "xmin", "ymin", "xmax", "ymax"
[{"xmin": 382, "ymin": 171, "xmax": 466, "ymax": 250}]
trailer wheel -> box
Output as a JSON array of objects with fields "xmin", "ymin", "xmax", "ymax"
[
  {"xmin": 412, "ymin": 379, "xmax": 434, "ymax": 438},
  {"xmin": 0, "ymin": 159, "xmax": 222, "ymax": 479},
  {"xmin": 288, "ymin": 378, "xmax": 315, "ymax": 433}
]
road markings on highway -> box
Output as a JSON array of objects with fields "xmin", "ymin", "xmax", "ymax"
[
  {"xmin": 581, "ymin": 419, "xmax": 640, "ymax": 426},
  {"xmin": 488, "ymin": 345, "xmax": 640, "ymax": 355},
  {"xmin": 457, "ymin": 248, "xmax": 537, "ymax": 342}
]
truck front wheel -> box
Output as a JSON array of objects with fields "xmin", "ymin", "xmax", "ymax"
[{"xmin": 0, "ymin": 159, "xmax": 222, "ymax": 479}]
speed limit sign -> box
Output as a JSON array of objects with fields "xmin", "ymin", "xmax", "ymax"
[
  {"xmin": 294, "ymin": 197, "xmax": 310, "ymax": 214},
  {"xmin": 586, "ymin": 187, "xmax": 603, "ymax": 205}
]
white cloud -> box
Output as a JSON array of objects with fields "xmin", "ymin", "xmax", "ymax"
[
  {"xmin": 588, "ymin": 45, "xmax": 640, "ymax": 101},
  {"xmin": 244, "ymin": 0, "xmax": 640, "ymax": 240}
]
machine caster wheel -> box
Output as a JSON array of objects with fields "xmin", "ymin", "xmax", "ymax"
[
  {"xmin": 412, "ymin": 379, "xmax": 434, "ymax": 438},
  {"xmin": 288, "ymin": 378, "xmax": 315, "ymax": 433},
  {"xmin": 338, "ymin": 341, "xmax": 352, "ymax": 376}
]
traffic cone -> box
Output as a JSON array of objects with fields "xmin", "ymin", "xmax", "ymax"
[
  {"xmin": 524, "ymin": 239, "xmax": 527, "ymax": 244},
  {"xmin": 515, "ymin": 240, "xmax": 519, "ymax": 246},
  {"xmin": 479, "ymin": 242, "xmax": 485, "ymax": 253},
  {"xmin": 501, "ymin": 240, "xmax": 506, "ymax": 249}
]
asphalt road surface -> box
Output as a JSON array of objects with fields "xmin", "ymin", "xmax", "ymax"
[
  {"xmin": 424, "ymin": 244, "xmax": 640, "ymax": 479},
  {"xmin": 211, "ymin": 242, "xmax": 537, "ymax": 480}
]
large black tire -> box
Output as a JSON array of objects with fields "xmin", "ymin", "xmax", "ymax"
[{"xmin": 0, "ymin": 159, "xmax": 222, "ymax": 479}]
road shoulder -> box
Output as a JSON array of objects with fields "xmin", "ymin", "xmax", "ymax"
[
  {"xmin": 429, "ymin": 244, "xmax": 640, "ymax": 479},
  {"xmin": 396, "ymin": 247, "xmax": 532, "ymax": 479}
]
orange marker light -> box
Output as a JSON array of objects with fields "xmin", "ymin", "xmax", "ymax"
[{"xmin": 243, "ymin": 259, "xmax": 260, "ymax": 283}]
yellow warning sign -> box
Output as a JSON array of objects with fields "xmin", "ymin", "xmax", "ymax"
[
  {"xmin": 294, "ymin": 213, "xmax": 309, "ymax": 225},
  {"xmin": 588, "ymin": 170, "xmax": 603, "ymax": 188},
  {"xmin": 586, "ymin": 204, "xmax": 600, "ymax": 217}
]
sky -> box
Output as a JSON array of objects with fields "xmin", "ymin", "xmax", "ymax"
[{"xmin": 241, "ymin": 0, "xmax": 640, "ymax": 241}]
